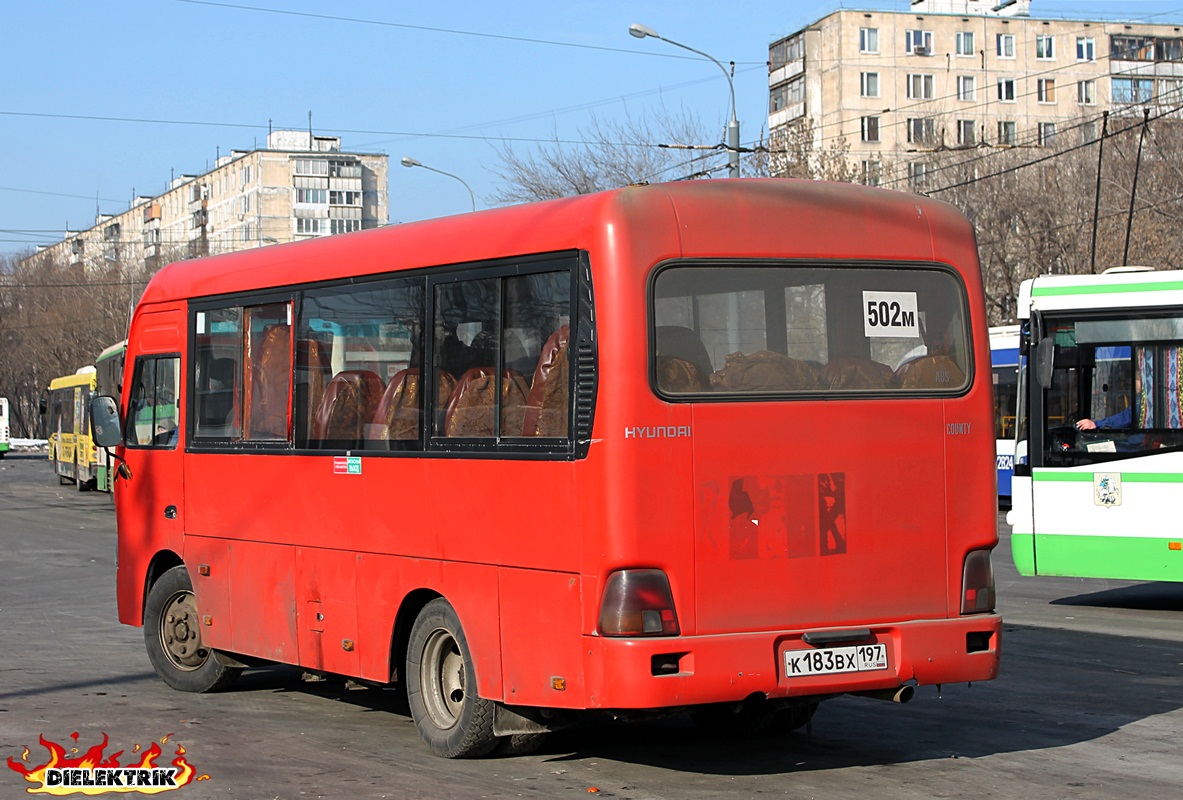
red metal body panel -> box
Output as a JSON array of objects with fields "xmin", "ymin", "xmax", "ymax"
[{"xmin": 114, "ymin": 180, "xmax": 1000, "ymax": 712}]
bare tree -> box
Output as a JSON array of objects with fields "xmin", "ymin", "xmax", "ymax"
[
  {"xmin": 0, "ymin": 251, "xmax": 140, "ymax": 437},
  {"xmin": 491, "ymin": 108, "xmax": 748, "ymax": 203}
]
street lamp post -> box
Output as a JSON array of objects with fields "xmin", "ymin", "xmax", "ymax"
[
  {"xmin": 629, "ymin": 22, "xmax": 740, "ymax": 178},
  {"xmin": 400, "ymin": 157, "xmax": 477, "ymax": 212}
]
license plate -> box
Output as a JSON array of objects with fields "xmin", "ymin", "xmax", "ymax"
[{"xmin": 784, "ymin": 643, "xmax": 888, "ymax": 677}]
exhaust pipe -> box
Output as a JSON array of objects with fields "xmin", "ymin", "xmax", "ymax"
[{"xmin": 852, "ymin": 685, "xmax": 914, "ymax": 704}]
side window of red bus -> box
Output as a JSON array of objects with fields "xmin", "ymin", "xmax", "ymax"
[
  {"xmin": 652, "ymin": 264, "xmax": 970, "ymax": 397},
  {"xmin": 295, "ymin": 277, "xmax": 426, "ymax": 451},
  {"xmin": 126, "ymin": 355, "xmax": 181, "ymax": 448},
  {"xmin": 193, "ymin": 302, "xmax": 293, "ymax": 443},
  {"xmin": 432, "ymin": 270, "xmax": 572, "ymax": 439}
]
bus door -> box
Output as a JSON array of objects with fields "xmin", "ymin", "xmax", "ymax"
[{"xmin": 115, "ymin": 307, "xmax": 185, "ymax": 625}]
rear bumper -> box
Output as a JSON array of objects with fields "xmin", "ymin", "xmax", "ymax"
[{"xmin": 582, "ymin": 614, "xmax": 1000, "ymax": 710}]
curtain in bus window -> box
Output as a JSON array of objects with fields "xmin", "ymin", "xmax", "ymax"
[
  {"xmin": 298, "ymin": 277, "xmax": 425, "ymax": 450},
  {"xmin": 1137, "ymin": 347, "xmax": 1155, "ymax": 429},
  {"xmin": 243, "ymin": 303, "xmax": 292, "ymax": 441},
  {"xmin": 1165, "ymin": 347, "xmax": 1183, "ymax": 429}
]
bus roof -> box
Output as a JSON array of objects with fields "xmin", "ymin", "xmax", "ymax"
[
  {"xmin": 139, "ymin": 179, "xmax": 977, "ymax": 306},
  {"xmin": 1017, "ymin": 269, "xmax": 1183, "ymax": 318},
  {"xmin": 48, "ymin": 368, "xmax": 97, "ymax": 391},
  {"xmin": 95, "ymin": 340, "xmax": 127, "ymax": 363}
]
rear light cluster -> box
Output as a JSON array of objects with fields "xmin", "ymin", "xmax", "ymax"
[
  {"xmin": 961, "ymin": 549, "xmax": 996, "ymax": 614},
  {"xmin": 598, "ymin": 569, "xmax": 680, "ymax": 636}
]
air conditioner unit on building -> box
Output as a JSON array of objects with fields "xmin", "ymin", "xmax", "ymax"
[{"xmin": 914, "ymin": 45, "xmax": 931, "ymax": 56}]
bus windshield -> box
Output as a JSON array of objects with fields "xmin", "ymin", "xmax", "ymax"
[{"xmin": 1039, "ymin": 313, "xmax": 1183, "ymax": 465}]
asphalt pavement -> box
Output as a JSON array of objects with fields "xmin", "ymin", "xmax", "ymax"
[{"xmin": 1, "ymin": 453, "xmax": 1181, "ymax": 800}]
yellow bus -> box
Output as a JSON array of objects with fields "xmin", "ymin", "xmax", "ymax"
[{"xmin": 45, "ymin": 367, "xmax": 100, "ymax": 490}]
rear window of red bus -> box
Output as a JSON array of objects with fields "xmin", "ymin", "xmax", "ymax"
[{"xmin": 651, "ymin": 262, "xmax": 971, "ymax": 398}]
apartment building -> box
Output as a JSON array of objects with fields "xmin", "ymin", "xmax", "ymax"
[
  {"xmin": 28, "ymin": 130, "xmax": 388, "ymax": 272},
  {"xmin": 768, "ymin": 0, "xmax": 1183, "ymax": 189}
]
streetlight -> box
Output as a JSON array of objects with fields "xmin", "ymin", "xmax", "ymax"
[
  {"xmin": 400, "ymin": 156, "xmax": 477, "ymax": 212},
  {"xmin": 629, "ymin": 22, "xmax": 740, "ymax": 178}
]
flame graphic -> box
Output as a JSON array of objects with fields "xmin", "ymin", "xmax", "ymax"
[{"xmin": 6, "ymin": 734, "xmax": 207, "ymax": 795}]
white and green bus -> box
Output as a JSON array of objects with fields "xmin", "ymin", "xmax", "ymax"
[
  {"xmin": 1008, "ymin": 267, "xmax": 1183, "ymax": 582},
  {"xmin": 0, "ymin": 396, "xmax": 10, "ymax": 458}
]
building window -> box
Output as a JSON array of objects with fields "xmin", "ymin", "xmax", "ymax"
[
  {"xmin": 1078, "ymin": 79, "xmax": 1096, "ymax": 105},
  {"xmin": 997, "ymin": 78, "xmax": 1016, "ymax": 102},
  {"xmin": 329, "ymin": 190, "xmax": 362, "ymax": 206},
  {"xmin": 997, "ymin": 33, "xmax": 1015, "ymax": 59},
  {"xmin": 770, "ymin": 76, "xmax": 805, "ymax": 112},
  {"xmin": 1077, "ymin": 36, "xmax": 1096, "ymax": 61},
  {"xmin": 1038, "ymin": 122, "xmax": 1057, "ymax": 147},
  {"xmin": 296, "ymin": 218, "xmax": 323, "ymax": 235},
  {"xmin": 1037, "ymin": 79, "xmax": 1056, "ymax": 103},
  {"xmin": 769, "ymin": 35, "xmax": 804, "ymax": 69},
  {"xmin": 295, "ymin": 187, "xmax": 328, "ymax": 204},
  {"xmin": 860, "ymin": 160, "xmax": 882, "ymax": 187},
  {"xmin": 906, "ymin": 29, "xmax": 933, "ymax": 55},
  {"xmin": 907, "ymin": 117, "xmax": 937, "ymax": 146},
  {"xmin": 1160, "ymin": 79, "xmax": 1183, "ymax": 104},
  {"xmin": 957, "ymin": 120, "xmax": 977, "ymax": 146},
  {"xmin": 1157, "ymin": 39, "xmax": 1183, "ymax": 62},
  {"xmin": 956, "ymin": 31, "xmax": 975, "ymax": 56},
  {"xmin": 907, "ymin": 73, "xmax": 935, "ymax": 100},
  {"xmin": 330, "ymin": 219, "xmax": 361, "ymax": 235},
  {"xmin": 861, "ymin": 116, "xmax": 881, "ymax": 143},
  {"xmin": 293, "ymin": 159, "xmax": 329, "ymax": 176},
  {"xmin": 998, "ymin": 120, "xmax": 1017, "ymax": 146},
  {"xmin": 1112, "ymin": 77, "xmax": 1154, "ymax": 104},
  {"xmin": 860, "ymin": 27, "xmax": 879, "ymax": 54},
  {"xmin": 908, "ymin": 161, "xmax": 931, "ymax": 191},
  {"xmin": 1111, "ymin": 35, "xmax": 1154, "ymax": 61},
  {"xmin": 861, "ymin": 72, "xmax": 880, "ymax": 98},
  {"xmin": 957, "ymin": 76, "xmax": 976, "ymax": 101},
  {"xmin": 1082, "ymin": 121, "xmax": 1097, "ymax": 143},
  {"xmin": 1036, "ymin": 34, "xmax": 1055, "ymax": 60},
  {"xmin": 329, "ymin": 160, "xmax": 362, "ymax": 178}
]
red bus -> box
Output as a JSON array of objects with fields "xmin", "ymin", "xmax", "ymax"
[{"xmin": 94, "ymin": 179, "xmax": 1000, "ymax": 758}]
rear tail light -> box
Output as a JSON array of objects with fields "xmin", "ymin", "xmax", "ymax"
[
  {"xmin": 961, "ymin": 549, "xmax": 996, "ymax": 614},
  {"xmin": 598, "ymin": 569, "xmax": 680, "ymax": 636}
]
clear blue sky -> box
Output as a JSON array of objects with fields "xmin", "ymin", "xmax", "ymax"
[{"xmin": 2, "ymin": 0, "xmax": 1180, "ymax": 257}]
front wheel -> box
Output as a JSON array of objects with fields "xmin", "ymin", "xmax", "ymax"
[
  {"xmin": 406, "ymin": 598, "xmax": 497, "ymax": 758},
  {"xmin": 143, "ymin": 566, "xmax": 241, "ymax": 693}
]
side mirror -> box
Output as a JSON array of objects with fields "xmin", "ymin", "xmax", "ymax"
[
  {"xmin": 39, "ymin": 397, "xmax": 47, "ymax": 416},
  {"xmin": 1035, "ymin": 337, "xmax": 1055, "ymax": 389},
  {"xmin": 91, "ymin": 395, "xmax": 123, "ymax": 448}
]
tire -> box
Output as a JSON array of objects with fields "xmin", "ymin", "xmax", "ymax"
[
  {"xmin": 143, "ymin": 566, "xmax": 241, "ymax": 693},
  {"xmin": 691, "ymin": 697, "xmax": 778, "ymax": 737},
  {"xmin": 406, "ymin": 598, "xmax": 497, "ymax": 758},
  {"xmin": 494, "ymin": 733, "xmax": 547, "ymax": 757}
]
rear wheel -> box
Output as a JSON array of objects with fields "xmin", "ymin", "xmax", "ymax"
[
  {"xmin": 143, "ymin": 566, "xmax": 241, "ymax": 693},
  {"xmin": 406, "ymin": 598, "xmax": 497, "ymax": 758}
]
